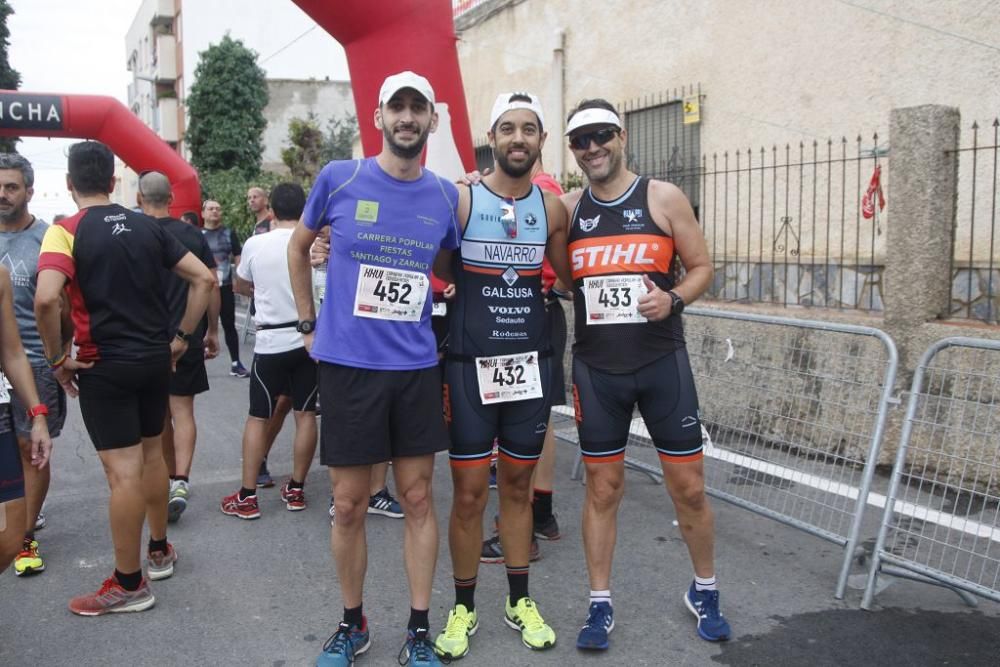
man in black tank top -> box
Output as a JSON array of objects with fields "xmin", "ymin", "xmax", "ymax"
[
  {"xmin": 432, "ymin": 93, "xmax": 571, "ymax": 658},
  {"xmin": 561, "ymin": 100, "xmax": 732, "ymax": 649}
]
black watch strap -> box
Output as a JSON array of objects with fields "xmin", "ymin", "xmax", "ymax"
[
  {"xmin": 667, "ymin": 290, "xmax": 685, "ymax": 316},
  {"xmin": 175, "ymin": 329, "xmax": 192, "ymax": 343},
  {"xmin": 296, "ymin": 320, "xmax": 316, "ymax": 334}
]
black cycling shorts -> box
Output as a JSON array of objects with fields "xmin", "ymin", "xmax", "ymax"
[
  {"xmin": 78, "ymin": 359, "xmax": 171, "ymax": 451},
  {"xmin": 319, "ymin": 362, "xmax": 449, "ymax": 467},
  {"xmin": 444, "ymin": 355, "xmax": 553, "ymax": 468},
  {"xmin": 248, "ymin": 347, "xmax": 317, "ymax": 418},
  {"xmin": 170, "ymin": 346, "xmax": 210, "ymax": 397},
  {"xmin": 573, "ymin": 348, "xmax": 703, "ymax": 464}
]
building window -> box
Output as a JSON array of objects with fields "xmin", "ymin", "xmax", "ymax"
[
  {"xmin": 474, "ymin": 143, "xmax": 493, "ymax": 173},
  {"xmin": 622, "ymin": 97, "xmax": 701, "ymax": 208}
]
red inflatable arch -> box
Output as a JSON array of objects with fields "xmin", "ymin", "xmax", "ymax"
[
  {"xmin": 0, "ymin": 92, "xmax": 200, "ymax": 219},
  {"xmin": 292, "ymin": 0, "xmax": 475, "ymax": 178}
]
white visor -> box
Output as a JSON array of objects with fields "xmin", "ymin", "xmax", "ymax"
[
  {"xmin": 489, "ymin": 92, "xmax": 545, "ymax": 130},
  {"xmin": 565, "ymin": 108, "xmax": 622, "ymax": 135}
]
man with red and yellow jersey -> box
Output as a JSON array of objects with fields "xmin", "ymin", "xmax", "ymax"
[{"xmin": 562, "ymin": 100, "xmax": 731, "ymax": 650}]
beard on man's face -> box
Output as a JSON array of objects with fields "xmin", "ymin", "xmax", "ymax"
[
  {"xmin": 383, "ymin": 123, "xmax": 431, "ymax": 160},
  {"xmin": 493, "ymin": 147, "xmax": 537, "ymax": 179}
]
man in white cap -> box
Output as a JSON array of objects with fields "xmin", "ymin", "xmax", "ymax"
[
  {"xmin": 287, "ymin": 71, "xmax": 459, "ymax": 667},
  {"xmin": 561, "ymin": 98, "xmax": 731, "ymax": 650},
  {"xmin": 432, "ymin": 92, "xmax": 571, "ymax": 659}
]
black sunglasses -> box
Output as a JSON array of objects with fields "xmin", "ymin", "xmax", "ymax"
[{"xmin": 569, "ymin": 128, "xmax": 619, "ymax": 151}]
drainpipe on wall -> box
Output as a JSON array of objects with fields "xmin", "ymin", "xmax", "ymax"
[{"xmin": 550, "ymin": 28, "xmax": 565, "ymax": 180}]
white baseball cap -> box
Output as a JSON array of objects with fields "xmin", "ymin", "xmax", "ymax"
[
  {"xmin": 379, "ymin": 71, "xmax": 435, "ymax": 106},
  {"xmin": 565, "ymin": 107, "xmax": 623, "ymax": 135},
  {"xmin": 489, "ymin": 92, "xmax": 545, "ymax": 130}
]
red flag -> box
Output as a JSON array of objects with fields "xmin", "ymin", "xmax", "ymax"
[{"xmin": 862, "ymin": 164, "xmax": 886, "ymax": 219}]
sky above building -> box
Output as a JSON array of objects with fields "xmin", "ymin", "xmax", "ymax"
[{"xmin": 7, "ymin": 0, "xmax": 349, "ymax": 220}]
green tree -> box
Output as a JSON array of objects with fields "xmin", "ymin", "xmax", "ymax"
[
  {"xmin": 201, "ymin": 168, "xmax": 282, "ymax": 241},
  {"xmin": 0, "ymin": 0, "xmax": 22, "ymax": 153},
  {"xmin": 186, "ymin": 35, "xmax": 267, "ymax": 178},
  {"xmin": 282, "ymin": 114, "xmax": 357, "ymax": 187}
]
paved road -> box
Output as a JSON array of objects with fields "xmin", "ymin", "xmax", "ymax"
[{"xmin": 2, "ymin": 341, "xmax": 998, "ymax": 666}]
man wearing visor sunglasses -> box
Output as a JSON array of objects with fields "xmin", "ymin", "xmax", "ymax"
[
  {"xmin": 562, "ymin": 99, "xmax": 731, "ymax": 650},
  {"xmin": 432, "ymin": 92, "xmax": 572, "ymax": 659}
]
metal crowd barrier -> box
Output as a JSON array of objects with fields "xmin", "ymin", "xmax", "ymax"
[
  {"xmin": 562, "ymin": 306, "xmax": 899, "ymax": 599},
  {"xmin": 861, "ymin": 336, "xmax": 1000, "ymax": 609}
]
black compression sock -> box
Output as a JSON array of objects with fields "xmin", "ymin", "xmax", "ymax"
[
  {"xmin": 344, "ymin": 604, "xmax": 363, "ymax": 628},
  {"xmin": 532, "ymin": 489, "xmax": 553, "ymax": 521},
  {"xmin": 288, "ymin": 478, "xmax": 304, "ymax": 490},
  {"xmin": 506, "ymin": 564, "xmax": 530, "ymax": 605},
  {"xmin": 408, "ymin": 608, "xmax": 430, "ymax": 632},
  {"xmin": 238, "ymin": 487, "xmax": 256, "ymax": 501},
  {"xmin": 454, "ymin": 575, "xmax": 477, "ymax": 611},
  {"xmin": 115, "ymin": 568, "xmax": 143, "ymax": 591},
  {"xmin": 148, "ymin": 537, "xmax": 169, "ymax": 554}
]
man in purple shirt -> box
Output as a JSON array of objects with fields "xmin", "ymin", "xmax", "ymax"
[{"xmin": 288, "ymin": 71, "xmax": 459, "ymax": 667}]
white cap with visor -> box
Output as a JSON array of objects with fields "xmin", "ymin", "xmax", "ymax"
[
  {"xmin": 489, "ymin": 92, "xmax": 545, "ymax": 130},
  {"xmin": 565, "ymin": 107, "xmax": 622, "ymax": 135},
  {"xmin": 379, "ymin": 71, "xmax": 436, "ymax": 106}
]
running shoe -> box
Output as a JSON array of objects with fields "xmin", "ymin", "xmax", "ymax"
[
  {"xmin": 281, "ymin": 481, "xmax": 306, "ymax": 511},
  {"xmin": 230, "ymin": 361, "xmax": 250, "ymax": 378},
  {"xmin": 480, "ymin": 535, "xmax": 540, "ymax": 564},
  {"xmin": 316, "ymin": 618, "xmax": 371, "ymax": 666},
  {"xmin": 34, "ymin": 503, "xmax": 46, "ymax": 531},
  {"xmin": 684, "ymin": 581, "xmax": 732, "ymax": 642},
  {"xmin": 398, "ymin": 628, "xmax": 441, "ymax": 666},
  {"xmin": 167, "ymin": 479, "xmax": 189, "ymax": 523},
  {"xmin": 503, "ymin": 596, "xmax": 556, "ymax": 650},
  {"xmin": 434, "ymin": 604, "xmax": 479, "ymax": 659},
  {"xmin": 328, "ymin": 495, "xmax": 336, "ymax": 519},
  {"xmin": 220, "ymin": 491, "xmax": 260, "ymax": 519},
  {"xmin": 68, "ymin": 576, "xmax": 155, "ymax": 616},
  {"xmin": 147, "ymin": 543, "xmax": 178, "ymax": 581},
  {"xmin": 368, "ymin": 487, "xmax": 404, "ymax": 518},
  {"xmin": 13, "ymin": 538, "xmax": 44, "ymax": 576},
  {"xmin": 533, "ymin": 514, "xmax": 561, "ymax": 541},
  {"xmin": 576, "ymin": 601, "xmax": 614, "ymax": 651},
  {"xmin": 256, "ymin": 460, "xmax": 275, "ymax": 488}
]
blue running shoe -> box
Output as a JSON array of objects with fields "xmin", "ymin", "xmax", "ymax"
[
  {"xmin": 397, "ymin": 628, "xmax": 441, "ymax": 666},
  {"xmin": 576, "ymin": 601, "xmax": 614, "ymax": 650},
  {"xmin": 317, "ymin": 619, "xmax": 371, "ymax": 666},
  {"xmin": 684, "ymin": 582, "xmax": 731, "ymax": 642}
]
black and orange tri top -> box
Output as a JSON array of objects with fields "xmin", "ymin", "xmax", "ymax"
[
  {"xmin": 37, "ymin": 204, "xmax": 189, "ymax": 363},
  {"xmin": 568, "ymin": 177, "xmax": 685, "ymax": 373}
]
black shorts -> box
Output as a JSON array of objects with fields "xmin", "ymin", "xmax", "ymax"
[
  {"xmin": 169, "ymin": 346, "xmax": 209, "ymax": 396},
  {"xmin": 12, "ymin": 364, "xmax": 67, "ymax": 438},
  {"xmin": 573, "ymin": 349, "xmax": 703, "ymax": 464},
  {"xmin": 249, "ymin": 347, "xmax": 317, "ymax": 418},
  {"xmin": 0, "ymin": 429, "xmax": 24, "ymax": 503},
  {"xmin": 77, "ymin": 359, "xmax": 171, "ymax": 451},
  {"xmin": 444, "ymin": 355, "xmax": 554, "ymax": 467},
  {"xmin": 547, "ymin": 298, "xmax": 568, "ymax": 407},
  {"xmin": 319, "ymin": 362, "xmax": 449, "ymax": 467}
]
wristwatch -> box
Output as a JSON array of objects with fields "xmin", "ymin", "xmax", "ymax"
[
  {"xmin": 296, "ymin": 320, "xmax": 316, "ymax": 334},
  {"xmin": 27, "ymin": 404, "xmax": 49, "ymax": 420},
  {"xmin": 175, "ymin": 329, "xmax": 193, "ymax": 343},
  {"xmin": 667, "ymin": 290, "xmax": 685, "ymax": 316}
]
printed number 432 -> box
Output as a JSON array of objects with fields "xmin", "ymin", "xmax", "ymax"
[{"xmin": 492, "ymin": 365, "xmax": 525, "ymax": 386}]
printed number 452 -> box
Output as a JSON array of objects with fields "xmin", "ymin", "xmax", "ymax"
[{"xmin": 372, "ymin": 279, "xmax": 412, "ymax": 304}]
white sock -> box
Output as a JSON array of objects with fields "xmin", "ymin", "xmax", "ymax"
[
  {"xmin": 694, "ymin": 575, "xmax": 717, "ymax": 592},
  {"xmin": 590, "ymin": 589, "xmax": 611, "ymax": 605}
]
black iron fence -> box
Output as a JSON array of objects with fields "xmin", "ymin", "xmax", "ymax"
[
  {"xmin": 697, "ymin": 136, "xmax": 887, "ymax": 311},
  {"xmin": 948, "ymin": 118, "xmax": 999, "ymax": 324}
]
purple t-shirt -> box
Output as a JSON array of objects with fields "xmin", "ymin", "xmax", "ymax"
[{"xmin": 303, "ymin": 158, "xmax": 460, "ymax": 370}]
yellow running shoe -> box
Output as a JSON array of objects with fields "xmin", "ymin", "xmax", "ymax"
[
  {"xmin": 504, "ymin": 596, "xmax": 555, "ymax": 650},
  {"xmin": 14, "ymin": 538, "xmax": 45, "ymax": 576},
  {"xmin": 433, "ymin": 604, "xmax": 479, "ymax": 659}
]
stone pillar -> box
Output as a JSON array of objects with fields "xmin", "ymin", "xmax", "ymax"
[{"xmin": 884, "ymin": 105, "xmax": 960, "ymax": 366}]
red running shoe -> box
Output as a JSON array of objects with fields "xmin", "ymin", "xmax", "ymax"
[
  {"xmin": 220, "ymin": 491, "xmax": 260, "ymax": 519},
  {"xmin": 147, "ymin": 543, "xmax": 178, "ymax": 581},
  {"xmin": 68, "ymin": 576, "xmax": 155, "ymax": 616},
  {"xmin": 281, "ymin": 481, "xmax": 306, "ymax": 511}
]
